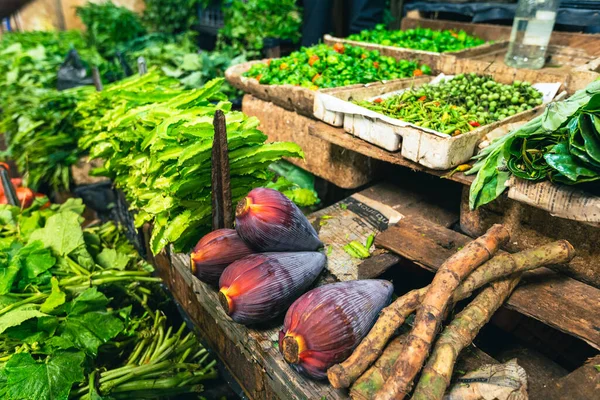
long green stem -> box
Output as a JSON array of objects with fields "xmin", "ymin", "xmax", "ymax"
[{"xmin": 0, "ymin": 293, "xmax": 48, "ymax": 316}]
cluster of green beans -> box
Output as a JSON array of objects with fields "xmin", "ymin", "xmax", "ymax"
[{"xmin": 356, "ymin": 73, "xmax": 544, "ymax": 136}]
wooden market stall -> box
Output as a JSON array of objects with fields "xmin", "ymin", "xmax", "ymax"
[{"xmin": 147, "ymin": 16, "xmax": 600, "ymax": 400}]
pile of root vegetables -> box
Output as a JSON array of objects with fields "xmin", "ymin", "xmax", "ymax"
[
  {"xmin": 327, "ymin": 226, "xmax": 575, "ymax": 400},
  {"xmin": 189, "ymin": 186, "xmax": 576, "ymax": 398}
]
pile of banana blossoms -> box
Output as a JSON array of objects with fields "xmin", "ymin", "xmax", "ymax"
[{"xmin": 189, "ymin": 188, "xmax": 395, "ymax": 380}]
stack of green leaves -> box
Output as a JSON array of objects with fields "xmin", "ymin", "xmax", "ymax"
[
  {"xmin": 244, "ymin": 43, "xmax": 430, "ymax": 89},
  {"xmin": 83, "ymin": 75, "xmax": 303, "ymax": 254},
  {"xmin": 348, "ymin": 25, "xmax": 487, "ymax": 53},
  {"xmin": 468, "ymin": 80, "xmax": 600, "ymax": 209},
  {"xmin": 76, "ymin": 0, "xmax": 146, "ymax": 58},
  {"xmin": 0, "ymin": 198, "xmax": 217, "ymax": 399},
  {"xmin": 355, "ymin": 73, "xmax": 543, "ymax": 135},
  {"xmin": 217, "ymin": 0, "xmax": 302, "ymax": 56},
  {"xmin": 122, "ymin": 32, "xmax": 246, "ymax": 98},
  {"xmin": 0, "ymin": 30, "xmax": 118, "ymax": 103},
  {"xmin": 1, "ymin": 85, "xmax": 95, "ymax": 192},
  {"xmin": 143, "ymin": 0, "xmax": 203, "ymax": 34}
]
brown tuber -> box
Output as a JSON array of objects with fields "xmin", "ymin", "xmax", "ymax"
[{"xmin": 328, "ymin": 239, "xmax": 575, "ymax": 390}]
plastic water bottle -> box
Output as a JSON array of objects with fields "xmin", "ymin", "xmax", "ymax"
[{"xmin": 505, "ymin": 0, "xmax": 559, "ymax": 69}]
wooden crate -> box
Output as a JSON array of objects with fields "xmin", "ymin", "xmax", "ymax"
[
  {"xmin": 313, "ymin": 73, "xmax": 559, "ymax": 169},
  {"xmin": 323, "ymin": 33, "xmax": 507, "ymax": 74},
  {"xmin": 225, "ymin": 61, "xmax": 429, "ymax": 119},
  {"xmin": 400, "ymin": 16, "xmax": 600, "ymax": 57}
]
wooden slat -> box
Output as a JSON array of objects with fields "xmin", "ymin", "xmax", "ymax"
[
  {"xmin": 307, "ymin": 121, "xmax": 473, "ymax": 186},
  {"xmin": 376, "ymin": 216, "xmax": 600, "ymax": 350}
]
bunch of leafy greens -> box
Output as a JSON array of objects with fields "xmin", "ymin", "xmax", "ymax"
[
  {"xmin": 267, "ymin": 161, "xmax": 320, "ymax": 207},
  {"xmin": 0, "ymin": 198, "xmax": 216, "ymax": 399},
  {"xmin": 143, "ymin": 0, "xmax": 202, "ymax": 34},
  {"xmin": 217, "ymin": 0, "xmax": 302, "ymax": 56},
  {"xmin": 76, "ymin": 0, "xmax": 146, "ymax": 58},
  {"xmin": 0, "ymin": 30, "xmax": 117, "ymax": 104},
  {"xmin": 81, "ymin": 73, "xmax": 303, "ymax": 254},
  {"xmin": 348, "ymin": 25, "xmax": 487, "ymax": 53},
  {"xmin": 1, "ymin": 85, "xmax": 94, "ymax": 192},
  {"xmin": 467, "ymin": 80, "xmax": 600, "ymax": 209},
  {"xmin": 122, "ymin": 32, "xmax": 246, "ymax": 98}
]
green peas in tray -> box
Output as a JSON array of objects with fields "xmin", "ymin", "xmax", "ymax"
[
  {"xmin": 243, "ymin": 43, "xmax": 430, "ymax": 89},
  {"xmin": 355, "ymin": 73, "xmax": 543, "ymax": 136},
  {"xmin": 347, "ymin": 25, "xmax": 487, "ymax": 53}
]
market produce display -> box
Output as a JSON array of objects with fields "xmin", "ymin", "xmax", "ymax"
[
  {"xmin": 0, "ymin": 198, "xmax": 217, "ymax": 399},
  {"xmin": 217, "ymin": 0, "xmax": 302, "ymax": 56},
  {"xmin": 244, "ymin": 43, "xmax": 430, "ymax": 89},
  {"xmin": 348, "ymin": 25, "xmax": 487, "ymax": 53},
  {"xmin": 356, "ymin": 73, "xmax": 544, "ymax": 135},
  {"xmin": 468, "ymin": 80, "xmax": 600, "ymax": 209},
  {"xmin": 83, "ymin": 75, "xmax": 303, "ymax": 254}
]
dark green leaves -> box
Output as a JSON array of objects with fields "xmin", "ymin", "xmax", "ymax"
[
  {"xmin": 3, "ymin": 351, "xmax": 85, "ymax": 400},
  {"xmin": 469, "ymin": 84, "xmax": 600, "ymax": 209}
]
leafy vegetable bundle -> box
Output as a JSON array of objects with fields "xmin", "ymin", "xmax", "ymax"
[
  {"xmin": 0, "ymin": 30, "xmax": 117, "ymax": 102},
  {"xmin": 1, "ymin": 85, "xmax": 94, "ymax": 192},
  {"xmin": 217, "ymin": 0, "xmax": 303, "ymax": 56},
  {"xmin": 356, "ymin": 73, "xmax": 543, "ymax": 135},
  {"xmin": 76, "ymin": 0, "xmax": 146, "ymax": 58},
  {"xmin": 348, "ymin": 25, "xmax": 487, "ymax": 53},
  {"xmin": 123, "ymin": 32, "xmax": 246, "ymax": 98},
  {"xmin": 468, "ymin": 80, "xmax": 600, "ymax": 209},
  {"xmin": 143, "ymin": 0, "xmax": 203, "ymax": 34},
  {"xmin": 0, "ymin": 198, "xmax": 216, "ymax": 399},
  {"xmin": 82, "ymin": 73, "xmax": 303, "ymax": 254},
  {"xmin": 244, "ymin": 43, "xmax": 430, "ymax": 89}
]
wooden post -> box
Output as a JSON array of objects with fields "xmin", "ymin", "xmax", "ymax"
[
  {"xmin": 211, "ymin": 110, "xmax": 233, "ymax": 230},
  {"xmin": 92, "ymin": 67, "xmax": 103, "ymax": 91},
  {"xmin": 137, "ymin": 56, "xmax": 147, "ymax": 76}
]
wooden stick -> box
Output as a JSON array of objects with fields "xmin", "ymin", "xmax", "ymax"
[
  {"xmin": 327, "ymin": 239, "xmax": 574, "ymax": 389},
  {"xmin": 211, "ymin": 109, "xmax": 233, "ymax": 230},
  {"xmin": 373, "ymin": 224, "xmax": 510, "ymax": 400},
  {"xmin": 411, "ymin": 275, "xmax": 522, "ymax": 400}
]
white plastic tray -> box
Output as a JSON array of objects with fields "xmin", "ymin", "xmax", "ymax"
[{"xmin": 314, "ymin": 74, "xmax": 561, "ymax": 169}]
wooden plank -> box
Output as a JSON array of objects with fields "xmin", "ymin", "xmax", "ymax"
[
  {"xmin": 308, "ymin": 182, "xmax": 458, "ymax": 281},
  {"xmin": 211, "ymin": 110, "xmax": 233, "ymax": 230},
  {"xmin": 376, "ymin": 215, "xmax": 600, "ymax": 350},
  {"xmin": 242, "ymin": 95, "xmax": 378, "ymax": 189},
  {"xmin": 307, "ymin": 121, "xmax": 473, "ymax": 186}
]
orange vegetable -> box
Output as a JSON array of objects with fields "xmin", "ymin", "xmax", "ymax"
[
  {"xmin": 333, "ymin": 43, "xmax": 345, "ymax": 54},
  {"xmin": 413, "ymin": 69, "xmax": 424, "ymax": 76},
  {"xmin": 418, "ymin": 96, "xmax": 427, "ymax": 101},
  {"xmin": 373, "ymin": 61, "xmax": 379, "ymax": 69},
  {"xmin": 280, "ymin": 62, "xmax": 288, "ymax": 70},
  {"xmin": 312, "ymin": 73, "xmax": 321, "ymax": 83},
  {"xmin": 308, "ymin": 55, "xmax": 319, "ymax": 66},
  {"xmin": 374, "ymin": 98, "xmax": 384, "ymax": 104}
]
